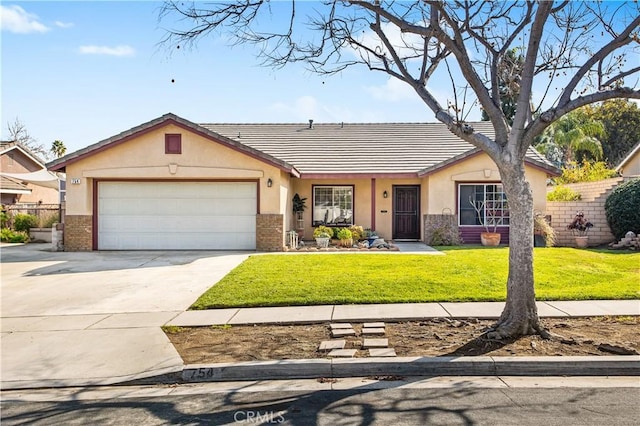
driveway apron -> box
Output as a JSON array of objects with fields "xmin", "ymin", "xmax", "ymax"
[{"xmin": 1, "ymin": 243, "xmax": 248, "ymax": 389}]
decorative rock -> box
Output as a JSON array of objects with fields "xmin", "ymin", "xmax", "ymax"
[
  {"xmin": 330, "ymin": 323, "xmax": 353, "ymax": 330},
  {"xmin": 363, "ymin": 322, "xmax": 385, "ymax": 328},
  {"xmin": 363, "ymin": 338, "xmax": 389, "ymax": 348},
  {"xmin": 332, "ymin": 329, "xmax": 356, "ymax": 337},
  {"xmin": 319, "ymin": 340, "xmax": 346, "ymax": 351},
  {"xmin": 328, "ymin": 349, "xmax": 357, "ymax": 357},
  {"xmin": 597, "ymin": 343, "xmax": 639, "ymax": 355},
  {"xmin": 368, "ymin": 348, "xmax": 397, "ymax": 357},
  {"xmin": 362, "ymin": 328, "xmax": 386, "ymax": 335}
]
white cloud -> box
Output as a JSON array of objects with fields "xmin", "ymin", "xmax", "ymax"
[
  {"xmin": 79, "ymin": 45, "xmax": 136, "ymax": 57},
  {"xmin": 364, "ymin": 78, "xmax": 417, "ymax": 102},
  {"xmin": 0, "ymin": 5, "xmax": 49, "ymax": 34},
  {"xmin": 54, "ymin": 21, "xmax": 74, "ymax": 29},
  {"xmin": 348, "ymin": 21, "xmax": 426, "ymax": 65}
]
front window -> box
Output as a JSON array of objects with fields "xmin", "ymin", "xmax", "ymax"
[
  {"xmin": 312, "ymin": 185, "xmax": 354, "ymax": 226},
  {"xmin": 459, "ymin": 184, "xmax": 509, "ymax": 226}
]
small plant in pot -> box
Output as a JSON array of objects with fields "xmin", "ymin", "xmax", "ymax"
[
  {"xmin": 336, "ymin": 228, "xmax": 353, "ymax": 247},
  {"xmin": 567, "ymin": 211, "xmax": 593, "ymax": 248},
  {"xmin": 313, "ymin": 225, "xmax": 333, "ymax": 248},
  {"xmin": 469, "ymin": 196, "xmax": 501, "ymax": 246},
  {"xmin": 292, "ymin": 193, "xmax": 307, "ymax": 238},
  {"xmin": 363, "ymin": 228, "xmax": 379, "ymax": 245}
]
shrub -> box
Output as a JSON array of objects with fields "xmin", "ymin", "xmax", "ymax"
[
  {"xmin": 546, "ymin": 186, "xmax": 581, "ymax": 201},
  {"xmin": 425, "ymin": 221, "xmax": 463, "ymax": 246},
  {"xmin": 313, "ymin": 225, "xmax": 334, "ymax": 238},
  {"xmin": 42, "ymin": 212, "xmax": 60, "ymax": 228},
  {"xmin": 348, "ymin": 225, "xmax": 364, "ymax": 241},
  {"xmin": 605, "ymin": 178, "xmax": 640, "ymax": 240},
  {"xmin": 336, "ymin": 228, "xmax": 352, "ymax": 240},
  {"xmin": 13, "ymin": 213, "xmax": 38, "ymax": 232},
  {"xmin": 0, "ymin": 208, "xmax": 9, "ymax": 228},
  {"xmin": 555, "ymin": 160, "xmax": 618, "ymax": 184},
  {"xmin": 1, "ymin": 228, "xmax": 29, "ymax": 243},
  {"xmin": 534, "ymin": 214, "xmax": 556, "ymax": 247}
]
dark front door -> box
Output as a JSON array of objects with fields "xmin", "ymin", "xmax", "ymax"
[{"xmin": 393, "ymin": 185, "xmax": 420, "ymax": 240}]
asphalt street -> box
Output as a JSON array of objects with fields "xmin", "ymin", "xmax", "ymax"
[{"xmin": 2, "ymin": 378, "xmax": 639, "ymax": 425}]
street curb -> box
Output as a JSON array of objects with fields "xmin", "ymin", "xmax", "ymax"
[{"xmin": 182, "ymin": 355, "xmax": 640, "ymax": 382}]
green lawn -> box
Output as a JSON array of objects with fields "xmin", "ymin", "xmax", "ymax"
[{"xmin": 190, "ymin": 247, "xmax": 640, "ymax": 309}]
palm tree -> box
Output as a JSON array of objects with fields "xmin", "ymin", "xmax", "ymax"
[
  {"xmin": 534, "ymin": 110, "xmax": 605, "ymax": 168},
  {"xmin": 50, "ymin": 140, "xmax": 66, "ymax": 158}
]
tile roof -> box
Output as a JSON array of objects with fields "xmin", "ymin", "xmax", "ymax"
[
  {"xmin": 47, "ymin": 113, "xmax": 558, "ymax": 176},
  {"xmin": 0, "ymin": 176, "xmax": 31, "ymax": 193},
  {"xmin": 201, "ymin": 121, "xmax": 558, "ymax": 176}
]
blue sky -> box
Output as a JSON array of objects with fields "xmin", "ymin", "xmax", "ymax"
[{"xmin": 1, "ymin": 1, "xmax": 435, "ymax": 154}]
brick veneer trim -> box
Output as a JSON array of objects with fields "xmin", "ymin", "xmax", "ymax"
[
  {"xmin": 256, "ymin": 214, "xmax": 284, "ymax": 252},
  {"xmin": 64, "ymin": 215, "xmax": 93, "ymax": 251}
]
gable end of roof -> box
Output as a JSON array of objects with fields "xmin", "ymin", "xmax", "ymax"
[{"xmin": 46, "ymin": 113, "xmax": 298, "ymax": 176}]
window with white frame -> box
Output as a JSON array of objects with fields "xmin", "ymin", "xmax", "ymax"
[
  {"xmin": 312, "ymin": 185, "xmax": 354, "ymax": 226},
  {"xmin": 458, "ymin": 184, "xmax": 509, "ymax": 227}
]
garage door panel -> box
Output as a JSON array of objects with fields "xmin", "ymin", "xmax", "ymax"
[{"xmin": 98, "ymin": 182, "xmax": 257, "ymax": 250}]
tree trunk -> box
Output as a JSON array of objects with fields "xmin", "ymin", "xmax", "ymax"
[{"xmin": 486, "ymin": 161, "xmax": 548, "ymax": 339}]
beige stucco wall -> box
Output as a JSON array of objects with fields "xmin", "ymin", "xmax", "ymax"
[
  {"xmin": 427, "ymin": 153, "xmax": 549, "ymax": 216},
  {"xmin": 64, "ymin": 123, "xmax": 284, "ymax": 216},
  {"xmin": 619, "ymin": 151, "xmax": 640, "ymax": 177},
  {"xmin": 287, "ymin": 154, "xmax": 550, "ymax": 243},
  {"xmin": 290, "ymin": 177, "xmax": 425, "ymax": 241}
]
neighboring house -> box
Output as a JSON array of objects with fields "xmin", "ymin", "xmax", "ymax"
[
  {"xmin": 615, "ymin": 142, "xmax": 640, "ymax": 177},
  {"xmin": 46, "ymin": 113, "xmax": 559, "ymax": 251},
  {"xmin": 0, "ymin": 141, "xmax": 62, "ymax": 206}
]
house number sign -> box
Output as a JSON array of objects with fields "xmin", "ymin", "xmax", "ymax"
[{"xmin": 70, "ymin": 178, "xmax": 81, "ymax": 184}]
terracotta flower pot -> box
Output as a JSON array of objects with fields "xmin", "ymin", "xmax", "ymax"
[
  {"xmin": 480, "ymin": 232, "xmax": 501, "ymax": 246},
  {"xmin": 575, "ymin": 236, "xmax": 589, "ymax": 248}
]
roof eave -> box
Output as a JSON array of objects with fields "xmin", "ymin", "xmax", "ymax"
[
  {"xmin": 46, "ymin": 113, "xmax": 297, "ymax": 176},
  {"xmin": 2, "ymin": 143, "xmax": 47, "ymax": 169},
  {"xmin": 616, "ymin": 141, "xmax": 640, "ymax": 171}
]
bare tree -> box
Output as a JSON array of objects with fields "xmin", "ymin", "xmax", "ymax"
[
  {"xmin": 6, "ymin": 117, "xmax": 49, "ymax": 160},
  {"xmin": 160, "ymin": 1, "xmax": 640, "ymax": 339}
]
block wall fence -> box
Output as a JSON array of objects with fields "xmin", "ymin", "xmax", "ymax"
[{"xmin": 545, "ymin": 177, "xmax": 630, "ymax": 247}]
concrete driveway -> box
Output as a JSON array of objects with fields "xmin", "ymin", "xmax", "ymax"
[{"xmin": 1, "ymin": 243, "xmax": 249, "ymax": 389}]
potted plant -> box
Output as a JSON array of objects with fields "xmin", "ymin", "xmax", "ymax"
[
  {"xmin": 363, "ymin": 228, "xmax": 379, "ymax": 246},
  {"xmin": 534, "ymin": 213, "xmax": 556, "ymax": 247},
  {"xmin": 469, "ymin": 196, "xmax": 501, "ymax": 246},
  {"xmin": 336, "ymin": 228, "xmax": 353, "ymax": 247},
  {"xmin": 292, "ymin": 193, "xmax": 307, "ymax": 238},
  {"xmin": 313, "ymin": 225, "xmax": 333, "ymax": 248},
  {"xmin": 567, "ymin": 211, "xmax": 593, "ymax": 248}
]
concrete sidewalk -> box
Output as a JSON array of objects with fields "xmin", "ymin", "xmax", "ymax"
[
  {"xmin": 167, "ymin": 300, "xmax": 640, "ymax": 327},
  {"xmin": 2, "ymin": 299, "xmax": 638, "ymax": 390}
]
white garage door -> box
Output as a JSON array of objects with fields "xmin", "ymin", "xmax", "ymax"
[{"xmin": 98, "ymin": 181, "xmax": 257, "ymax": 250}]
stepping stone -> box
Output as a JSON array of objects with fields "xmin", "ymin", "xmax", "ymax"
[
  {"xmin": 319, "ymin": 340, "xmax": 346, "ymax": 351},
  {"xmin": 330, "ymin": 323, "xmax": 353, "ymax": 330},
  {"xmin": 362, "ymin": 328, "xmax": 385, "ymax": 335},
  {"xmin": 328, "ymin": 349, "xmax": 357, "ymax": 358},
  {"xmin": 332, "ymin": 329, "xmax": 356, "ymax": 337},
  {"xmin": 363, "ymin": 338, "xmax": 389, "ymax": 348},
  {"xmin": 368, "ymin": 348, "xmax": 397, "ymax": 357},
  {"xmin": 363, "ymin": 322, "xmax": 385, "ymax": 328}
]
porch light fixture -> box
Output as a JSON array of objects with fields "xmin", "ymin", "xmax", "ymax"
[
  {"xmin": 383, "ymin": 190, "xmax": 388, "ymax": 198},
  {"xmin": 267, "ymin": 178, "xmax": 273, "ymax": 188}
]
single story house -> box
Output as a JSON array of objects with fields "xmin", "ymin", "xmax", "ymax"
[
  {"xmin": 616, "ymin": 142, "xmax": 640, "ymax": 178},
  {"xmin": 46, "ymin": 113, "xmax": 558, "ymax": 251},
  {"xmin": 1, "ymin": 141, "xmax": 62, "ymax": 206}
]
